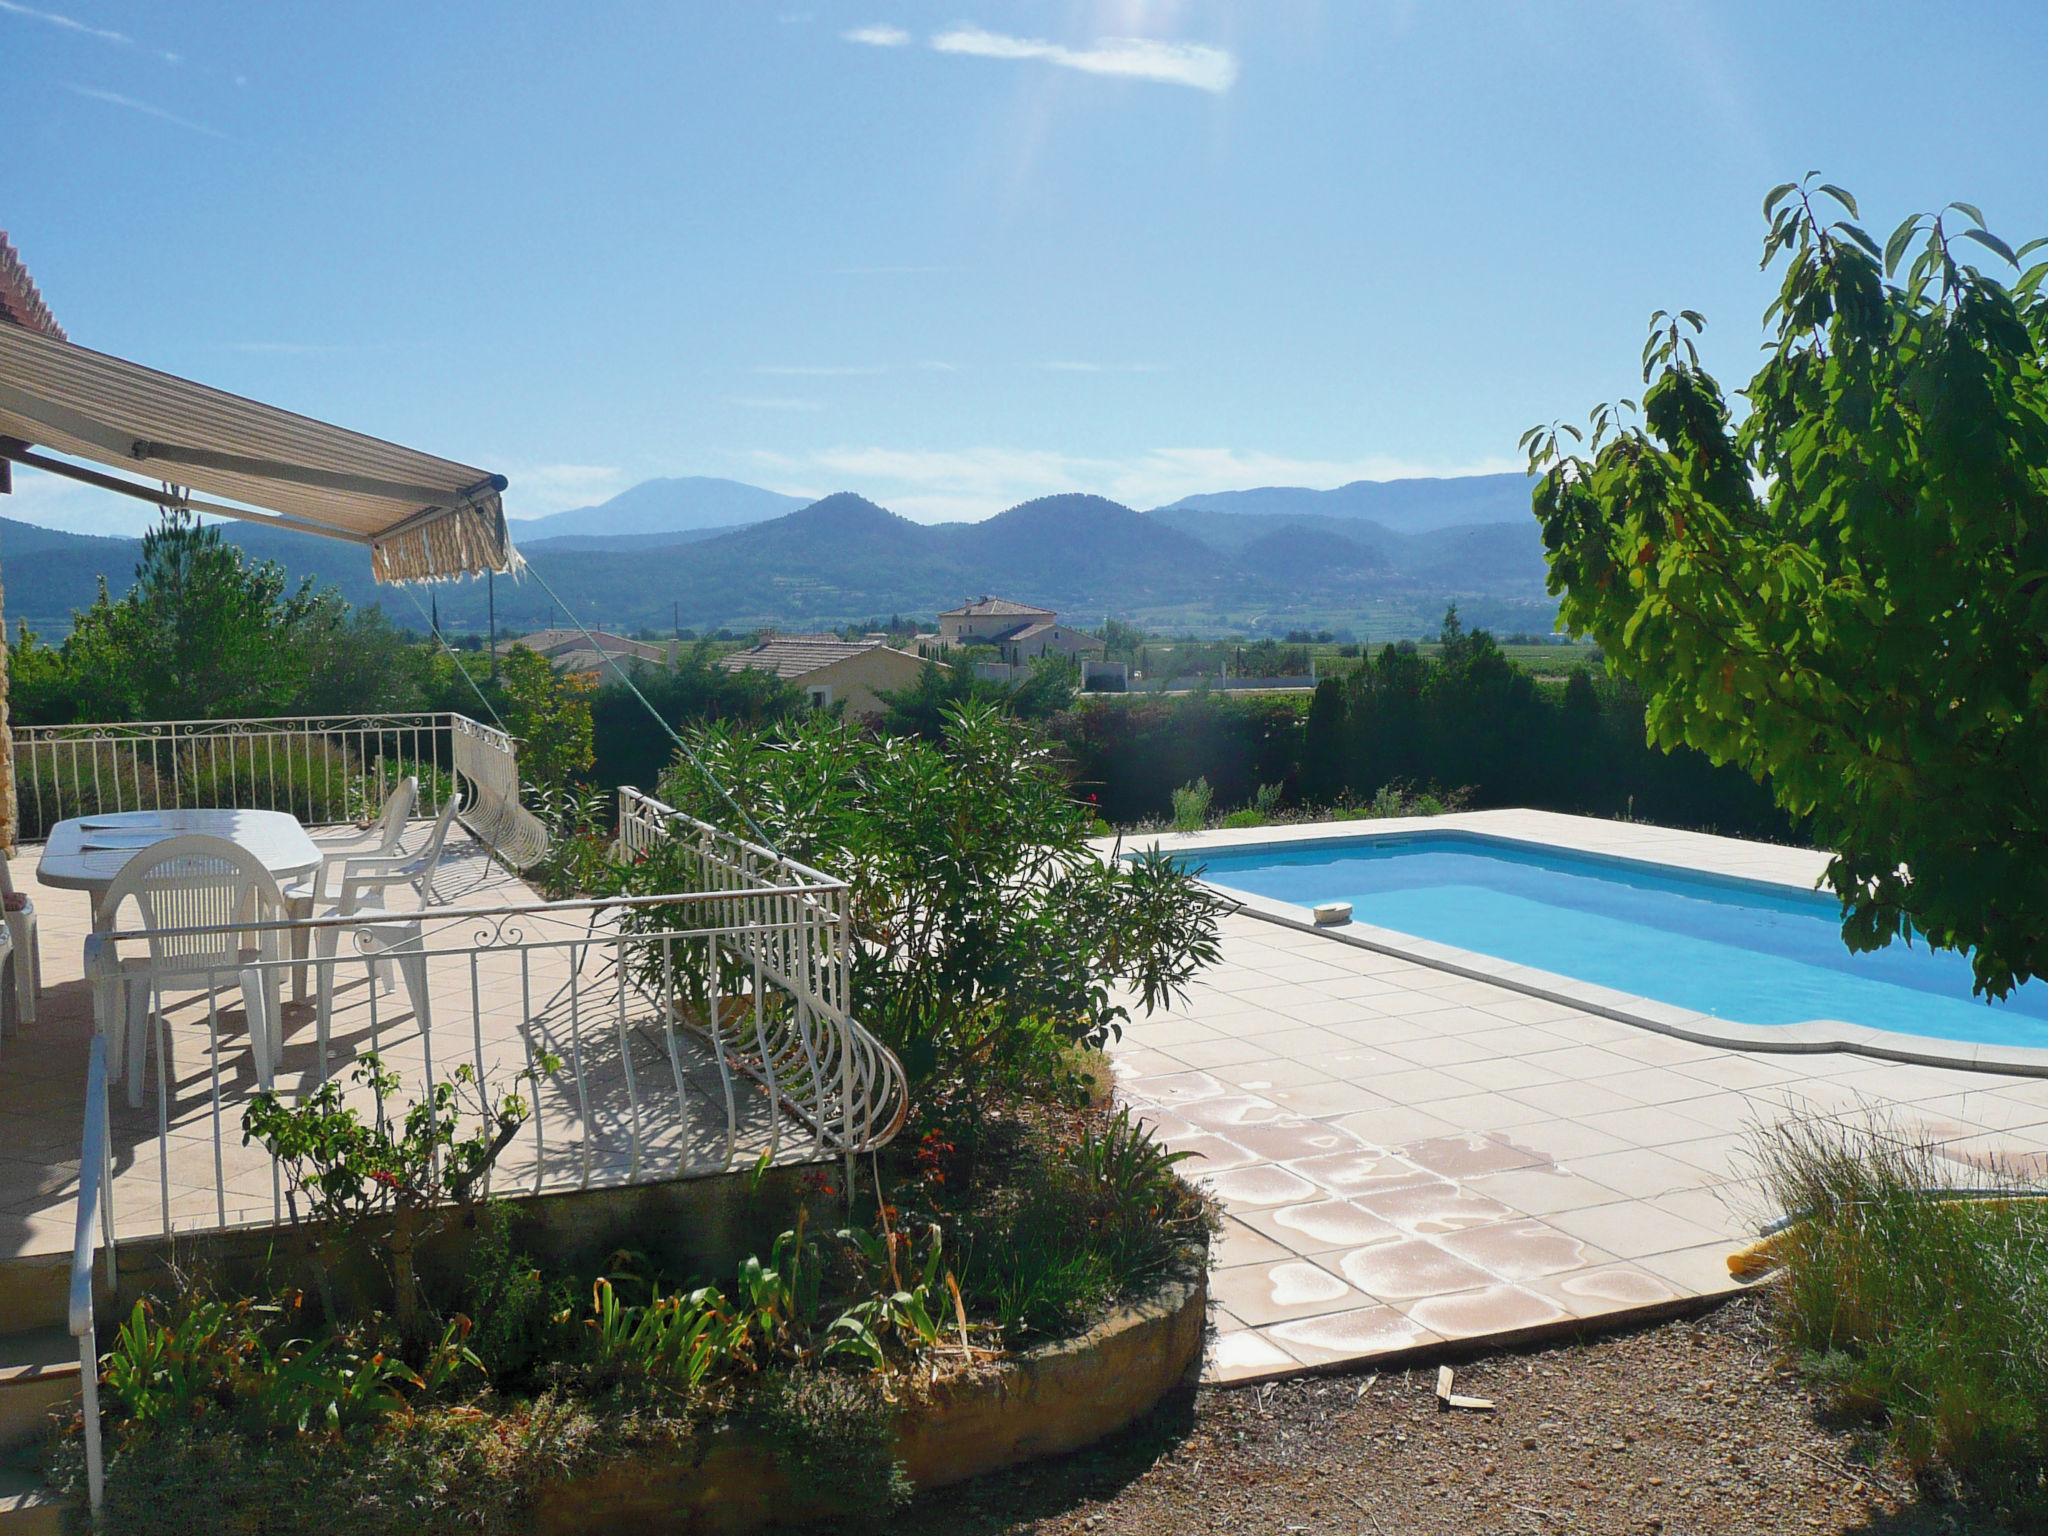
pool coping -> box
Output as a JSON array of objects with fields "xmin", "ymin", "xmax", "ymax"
[{"xmin": 1102, "ymin": 814, "xmax": 2048, "ymax": 1080}]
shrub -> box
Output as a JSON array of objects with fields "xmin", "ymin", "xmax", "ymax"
[
  {"xmin": 242, "ymin": 1052, "xmax": 557, "ymax": 1337},
  {"xmin": 958, "ymin": 1109, "xmax": 1213, "ymax": 1344},
  {"xmin": 1755, "ymin": 1115, "xmax": 2048, "ymax": 1506},
  {"xmin": 652, "ymin": 706, "xmax": 1222, "ymax": 1107},
  {"xmin": 1170, "ymin": 777, "xmax": 1213, "ymax": 832}
]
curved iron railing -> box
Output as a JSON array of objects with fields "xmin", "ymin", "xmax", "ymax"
[{"xmin": 616, "ymin": 788, "xmax": 908, "ymax": 1155}]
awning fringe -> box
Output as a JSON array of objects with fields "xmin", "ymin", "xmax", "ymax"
[{"xmin": 370, "ymin": 496, "xmax": 525, "ymax": 584}]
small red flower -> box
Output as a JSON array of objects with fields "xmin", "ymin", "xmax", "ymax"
[{"xmin": 370, "ymin": 1169, "xmax": 401, "ymax": 1190}]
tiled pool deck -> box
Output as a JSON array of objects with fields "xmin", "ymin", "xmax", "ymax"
[{"xmin": 1108, "ymin": 810, "xmax": 2048, "ymax": 1384}]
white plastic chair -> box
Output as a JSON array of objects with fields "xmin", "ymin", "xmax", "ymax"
[
  {"xmin": 310, "ymin": 774, "xmax": 419, "ymax": 865},
  {"xmin": 85, "ymin": 836, "xmax": 289, "ymax": 1108},
  {"xmin": 0, "ymin": 859, "xmax": 39, "ymax": 1028},
  {"xmin": 308, "ymin": 793, "xmax": 461, "ymax": 1076},
  {"xmin": 284, "ymin": 777, "xmax": 418, "ymax": 997}
]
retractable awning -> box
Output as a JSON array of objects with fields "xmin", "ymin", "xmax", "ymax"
[{"xmin": 0, "ymin": 320, "xmax": 518, "ymax": 582}]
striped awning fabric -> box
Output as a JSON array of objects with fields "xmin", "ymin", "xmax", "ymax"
[{"xmin": 0, "ymin": 321, "xmax": 519, "ymax": 582}]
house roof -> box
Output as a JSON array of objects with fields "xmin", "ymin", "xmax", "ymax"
[
  {"xmin": 720, "ymin": 636, "xmax": 924, "ymax": 682},
  {"xmin": 0, "ymin": 233, "xmax": 63, "ymax": 340},
  {"xmin": 939, "ymin": 595, "xmax": 1055, "ymax": 620},
  {"xmin": 499, "ymin": 630, "xmax": 667, "ymax": 667},
  {"xmin": 1007, "ymin": 620, "xmax": 1102, "ymax": 647},
  {"xmin": 499, "ymin": 628, "xmax": 663, "ymax": 659}
]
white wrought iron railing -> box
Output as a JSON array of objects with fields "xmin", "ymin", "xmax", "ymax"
[
  {"xmin": 17, "ymin": 710, "xmax": 548, "ymax": 869},
  {"xmin": 79, "ymin": 791, "xmax": 905, "ymax": 1245},
  {"xmin": 71, "ymin": 1033, "xmax": 113, "ymax": 1524}
]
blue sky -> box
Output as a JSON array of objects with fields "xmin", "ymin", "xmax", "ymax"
[{"xmin": 6, "ymin": 1, "xmax": 2047, "ymax": 534}]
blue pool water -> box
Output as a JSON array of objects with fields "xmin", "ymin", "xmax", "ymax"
[{"xmin": 1193, "ymin": 834, "xmax": 2048, "ymax": 1050}]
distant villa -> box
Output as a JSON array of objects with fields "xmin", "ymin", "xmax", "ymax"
[{"xmin": 937, "ymin": 596, "xmax": 1105, "ymax": 665}]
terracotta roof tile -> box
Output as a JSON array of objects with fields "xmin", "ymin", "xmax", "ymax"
[{"xmin": 0, "ymin": 232, "xmax": 64, "ymax": 340}]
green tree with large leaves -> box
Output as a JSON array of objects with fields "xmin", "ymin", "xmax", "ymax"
[{"xmin": 1528, "ymin": 179, "xmax": 2048, "ymax": 996}]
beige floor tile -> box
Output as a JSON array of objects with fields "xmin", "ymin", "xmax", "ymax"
[
  {"xmin": 1265, "ymin": 1080, "xmax": 1390, "ymax": 1118},
  {"xmin": 1364, "ymin": 1066, "xmax": 1474, "ymax": 1104},
  {"xmin": 1503, "ymin": 1079, "xmax": 1640, "ymax": 1120},
  {"xmin": 1405, "ymin": 1090, "xmax": 1542, "ymax": 1133},
  {"xmin": 1438, "ymin": 1056, "xmax": 1568, "ymax": 1094},
  {"xmin": 1212, "ymin": 1215, "xmax": 1294, "ymax": 1269},
  {"xmin": 1635, "ymin": 1242, "xmax": 1754, "ymax": 1297},
  {"xmin": 1208, "ymin": 1259, "xmax": 1358, "ymax": 1326},
  {"xmin": 1335, "ymin": 1236, "xmax": 1495, "ymax": 1301},
  {"xmin": 1215, "ymin": 1058, "xmax": 1348, "ymax": 1093},
  {"xmin": 1463, "ymin": 1166, "xmax": 1628, "ymax": 1217},
  {"xmin": 1241, "ymin": 1198, "xmax": 1404, "ymax": 1257},
  {"xmin": 1205, "ymin": 1326, "xmax": 1306, "ymax": 1383},
  {"xmin": 1265, "ymin": 1305, "xmax": 1436, "ymax": 1366},
  {"xmin": 1525, "ymin": 1263, "xmax": 1684, "ymax": 1319},
  {"xmin": 1181, "ymin": 1095, "xmax": 1293, "ymax": 1132},
  {"xmin": 1402, "ymin": 1283, "xmax": 1570, "ymax": 1341},
  {"xmin": 1546, "ymin": 1201, "xmax": 1727, "ymax": 1261},
  {"xmin": 1198, "ymin": 1164, "xmax": 1324, "ymax": 1209},
  {"xmin": 1157, "ymin": 1133, "xmax": 1260, "ymax": 1175},
  {"xmin": 1569, "ymin": 1147, "xmax": 1733, "ymax": 1201},
  {"xmin": 1435, "ymin": 1218, "xmax": 1608, "ymax": 1282},
  {"xmin": 1284, "ymin": 1148, "xmax": 1437, "ymax": 1197},
  {"xmin": 1352, "ymin": 1180, "xmax": 1514, "ymax": 1236},
  {"xmin": 1330, "ymin": 1105, "xmax": 1461, "ymax": 1148},
  {"xmin": 1224, "ymin": 1120, "xmax": 1367, "ymax": 1163}
]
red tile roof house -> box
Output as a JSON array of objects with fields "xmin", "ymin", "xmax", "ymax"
[{"xmin": 720, "ymin": 633, "xmax": 935, "ymax": 719}]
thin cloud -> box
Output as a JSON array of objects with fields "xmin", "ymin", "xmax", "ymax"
[
  {"xmin": 843, "ymin": 23, "xmax": 910, "ymax": 46},
  {"xmin": 1039, "ymin": 361, "xmax": 1165, "ymax": 373},
  {"xmin": 753, "ymin": 365, "xmax": 887, "ymax": 376},
  {"xmin": 930, "ymin": 25, "xmax": 1238, "ymax": 93},
  {"xmin": 2, "ymin": 0, "xmax": 182, "ymax": 64},
  {"xmin": 830, "ymin": 264, "xmax": 964, "ymax": 275},
  {"xmin": 732, "ymin": 396, "xmax": 825, "ymax": 411},
  {"xmin": 63, "ymin": 83, "xmax": 227, "ymax": 138}
]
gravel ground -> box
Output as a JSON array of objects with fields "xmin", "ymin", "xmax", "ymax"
[{"xmin": 890, "ymin": 1298, "xmax": 2012, "ymax": 1536}]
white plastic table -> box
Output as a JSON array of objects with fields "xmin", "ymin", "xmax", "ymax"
[{"xmin": 38, "ymin": 809, "xmax": 321, "ymax": 930}]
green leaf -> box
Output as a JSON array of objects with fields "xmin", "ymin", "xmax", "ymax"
[
  {"xmin": 1948, "ymin": 201, "xmax": 1986, "ymax": 226},
  {"xmin": 1818, "ymin": 184, "xmax": 1859, "ymax": 217},
  {"xmin": 1764, "ymin": 182, "xmax": 1799, "ymax": 216},
  {"xmin": 1839, "ymin": 223, "xmax": 1882, "ymax": 260},
  {"xmin": 1956, "ymin": 227, "xmax": 2017, "ymax": 264},
  {"xmin": 1884, "ymin": 216, "xmax": 1921, "ymax": 275}
]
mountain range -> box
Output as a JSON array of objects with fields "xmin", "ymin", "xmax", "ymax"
[
  {"xmin": 508, "ymin": 476, "xmax": 808, "ymax": 547},
  {"xmin": 0, "ymin": 472, "xmax": 1555, "ymax": 641}
]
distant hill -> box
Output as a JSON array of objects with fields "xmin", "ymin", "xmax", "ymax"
[
  {"xmin": 509, "ymin": 477, "xmax": 808, "ymax": 542},
  {"xmin": 519, "ymin": 526, "xmax": 743, "ymax": 552},
  {"xmin": 0, "ymin": 472, "xmax": 1556, "ymax": 640},
  {"xmin": 1154, "ymin": 472, "xmax": 1534, "ymax": 534}
]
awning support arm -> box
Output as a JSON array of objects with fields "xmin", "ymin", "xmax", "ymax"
[
  {"xmin": 0, "ymin": 439, "xmax": 373, "ymax": 543},
  {"xmin": 129, "ymin": 440, "xmax": 507, "ymax": 508}
]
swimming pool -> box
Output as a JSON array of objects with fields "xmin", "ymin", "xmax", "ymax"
[{"xmin": 1193, "ymin": 833, "xmax": 2048, "ymax": 1050}]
